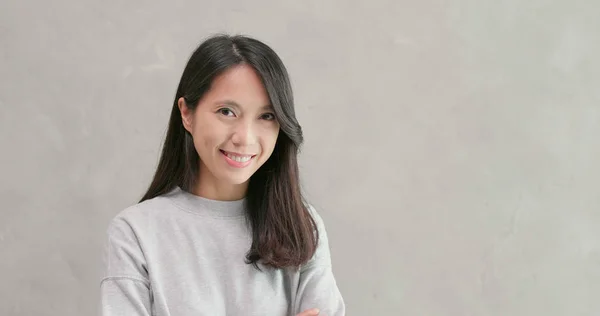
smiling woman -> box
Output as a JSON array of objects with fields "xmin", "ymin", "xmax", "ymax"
[
  {"xmin": 177, "ymin": 64, "xmax": 280, "ymax": 195},
  {"xmin": 100, "ymin": 34, "xmax": 345, "ymax": 316}
]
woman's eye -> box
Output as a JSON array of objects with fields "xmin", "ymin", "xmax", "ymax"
[
  {"xmin": 261, "ymin": 113, "xmax": 276, "ymax": 121},
  {"xmin": 218, "ymin": 108, "xmax": 235, "ymax": 117}
]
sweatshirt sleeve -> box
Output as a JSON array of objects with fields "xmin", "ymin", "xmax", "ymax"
[
  {"xmin": 100, "ymin": 214, "xmax": 152, "ymax": 316},
  {"xmin": 294, "ymin": 206, "xmax": 345, "ymax": 316}
]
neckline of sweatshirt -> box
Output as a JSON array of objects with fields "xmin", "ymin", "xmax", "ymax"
[{"xmin": 165, "ymin": 186, "xmax": 246, "ymax": 218}]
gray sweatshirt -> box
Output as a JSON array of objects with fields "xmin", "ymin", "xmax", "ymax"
[{"xmin": 100, "ymin": 187, "xmax": 345, "ymax": 316}]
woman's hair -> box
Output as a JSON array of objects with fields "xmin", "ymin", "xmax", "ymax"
[{"xmin": 139, "ymin": 34, "xmax": 318, "ymax": 269}]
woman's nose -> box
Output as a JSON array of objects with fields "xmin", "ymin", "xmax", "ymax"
[{"xmin": 230, "ymin": 121, "xmax": 256, "ymax": 146}]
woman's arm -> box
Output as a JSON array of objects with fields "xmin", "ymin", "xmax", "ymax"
[
  {"xmin": 100, "ymin": 215, "xmax": 152, "ymax": 316},
  {"xmin": 294, "ymin": 206, "xmax": 345, "ymax": 316}
]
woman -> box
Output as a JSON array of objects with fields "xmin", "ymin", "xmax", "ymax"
[{"xmin": 100, "ymin": 34, "xmax": 345, "ymax": 316}]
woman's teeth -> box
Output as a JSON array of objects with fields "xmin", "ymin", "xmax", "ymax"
[{"xmin": 225, "ymin": 152, "xmax": 252, "ymax": 162}]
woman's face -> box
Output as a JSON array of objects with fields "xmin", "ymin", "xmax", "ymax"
[{"xmin": 179, "ymin": 64, "xmax": 280, "ymax": 196}]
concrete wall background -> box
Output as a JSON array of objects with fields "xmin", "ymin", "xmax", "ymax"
[{"xmin": 1, "ymin": 0, "xmax": 599, "ymax": 315}]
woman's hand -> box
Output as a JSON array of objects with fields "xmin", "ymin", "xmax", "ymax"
[{"xmin": 296, "ymin": 308, "xmax": 321, "ymax": 316}]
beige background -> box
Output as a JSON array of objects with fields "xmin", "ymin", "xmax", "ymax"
[{"xmin": 1, "ymin": 0, "xmax": 599, "ymax": 315}]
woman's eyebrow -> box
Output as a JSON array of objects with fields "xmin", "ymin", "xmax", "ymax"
[
  {"xmin": 215, "ymin": 100, "xmax": 241, "ymax": 109},
  {"xmin": 216, "ymin": 100, "xmax": 273, "ymax": 111}
]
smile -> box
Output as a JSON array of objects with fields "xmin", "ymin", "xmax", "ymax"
[{"xmin": 220, "ymin": 150, "xmax": 256, "ymax": 168}]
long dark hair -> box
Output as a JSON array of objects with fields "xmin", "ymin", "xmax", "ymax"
[{"xmin": 139, "ymin": 34, "xmax": 318, "ymax": 269}]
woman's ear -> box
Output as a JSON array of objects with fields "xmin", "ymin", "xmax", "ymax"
[{"xmin": 178, "ymin": 97, "xmax": 193, "ymax": 133}]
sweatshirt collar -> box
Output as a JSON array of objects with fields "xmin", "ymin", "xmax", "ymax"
[{"xmin": 167, "ymin": 186, "xmax": 246, "ymax": 218}]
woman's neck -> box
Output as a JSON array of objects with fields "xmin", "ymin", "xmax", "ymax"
[{"xmin": 192, "ymin": 178, "xmax": 248, "ymax": 201}]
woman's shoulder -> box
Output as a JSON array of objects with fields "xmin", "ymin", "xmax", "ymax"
[
  {"xmin": 304, "ymin": 203, "xmax": 327, "ymax": 232},
  {"xmin": 107, "ymin": 191, "xmax": 177, "ymax": 233},
  {"xmin": 300, "ymin": 202, "xmax": 335, "ymax": 270},
  {"xmin": 303, "ymin": 202, "xmax": 332, "ymax": 249},
  {"xmin": 120, "ymin": 194, "xmax": 172, "ymax": 217}
]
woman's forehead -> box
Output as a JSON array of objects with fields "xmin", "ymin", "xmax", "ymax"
[{"xmin": 203, "ymin": 65, "xmax": 271, "ymax": 108}]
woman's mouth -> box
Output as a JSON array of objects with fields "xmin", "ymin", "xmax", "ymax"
[{"xmin": 220, "ymin": 150, "xmax": 255, "ymax": 168}]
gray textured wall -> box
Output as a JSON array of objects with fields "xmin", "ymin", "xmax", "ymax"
[{"xmin": 1, "ymin": 0, "xmax": 599, "ymax": 315}]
